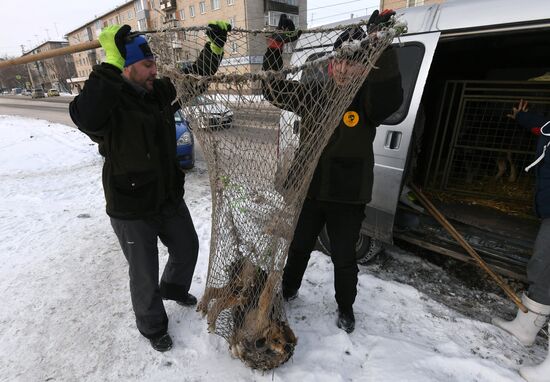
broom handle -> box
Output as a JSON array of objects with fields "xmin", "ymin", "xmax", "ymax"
[
  {"xmin": 409, "ymin": 184, "xmax": 528, "ymax": 313},
  {"xmin": 0, "ymin": 40, "xmax": 101, "ymax": 69}
]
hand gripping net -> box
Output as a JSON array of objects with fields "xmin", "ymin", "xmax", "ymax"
[{"xmin": 150, "ymin": 18, "xmax": 403, "ymax": 370}]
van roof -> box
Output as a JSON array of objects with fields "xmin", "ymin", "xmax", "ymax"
[{"xmin": 318, "ymin": 0, "xmax": 550, "ymax": 36}]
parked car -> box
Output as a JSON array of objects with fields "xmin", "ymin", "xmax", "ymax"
[
  {"xmin": 21, "ymin": 89, "xmax": 32, "ymax": 96},
  {"xmin": 184, "ymin": 95, "xmax": 233, "ymax": 130},
  {"xmin": 47, "ymin": 89, "xmax": 60, "ymax": 97},
  {"xmin": 11, "ymin": 87, "xmax": 22, "ymax": 95},
  {"xmin": 31, "ymin": 88, "xmax": 45, "ymax": 99},
  {"xmin": 175, "ymin": 110, "xmax": 194, "ymax": 170}
]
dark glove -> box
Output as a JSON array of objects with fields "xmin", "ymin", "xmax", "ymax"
[
  {"xmin": 333, "ymin": 27, "xmax": 367, "ymax": 50},
  {"xmin": 98, "ymin": 24, "xmax": 132, "ymax": 70},
  {"xmin": 367, "ymin": 9, "xmax": 396, "ymax": 33},
  {"xmin": 268, "ymin": 14, "xmax": 302, "ymax": 49},
  {"xmin": 206, "ymin": 21, "xmax": 231, "ymax": 55}
]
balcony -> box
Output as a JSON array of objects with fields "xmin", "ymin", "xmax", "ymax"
[
  {"xmin": 266, "ymin": 0, "xmax": 299, "ymax": 14},
  {"xmin": 160, "ymin": 0, "xmax": 176, "ymax": 11}
]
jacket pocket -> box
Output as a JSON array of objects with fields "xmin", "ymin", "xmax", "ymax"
[
  {"xmin": 328, "ymin": 157, "xmax": 364, "ymax": 199},
  {"xmin": 112, "ymin": 171, "xmax": 158, "ymax": 213}
]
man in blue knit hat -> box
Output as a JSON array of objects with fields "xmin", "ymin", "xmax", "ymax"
[{"xmin": 70, "ymin": 21, "xmax": 230, "ymax": 352}]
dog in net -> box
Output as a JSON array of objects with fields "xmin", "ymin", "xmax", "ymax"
[{"xmin": 149, "ymin": 11, "xmax": 406, "ymax": 370}]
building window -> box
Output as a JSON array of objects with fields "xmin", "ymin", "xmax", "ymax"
[
  {"xmin": 229, "ymin": 17, "xmax": 235, "ymax": 27},
  {"xmin": 199, "ymin": 1, "xmax": 206, "ymax": 14},
  {"xmin": 128, "ymin": 10, "xmax": 133, "ymax": 19},
  {"xmin": 231, "ymin": 41, "xmax": 237, "ymax": 53},
  {"xmin": 189, "ymin": 5, "xmax": 195, "ymax": 17},
  {"xmin": 407, "ymin": 0, "xmax": 424, "ymax": 6},
  {"xmin": 227, "ymin": 0, "xmax": 235, "ymax": 4},
  {"xmin": 268, "ymin": 11, "xmax": 299, "ymax": 27},
  {"xmin": 135, "ymin": 0, "xmax": 143, "ymax": 12},
  {"xmin": 179, "ymin": 9, "xmax": 185, "ymax": 20},
  {"xmin": 137, "ymin": 18, "xmax": 147, "ymax": 30},
  {"xmin": 211, "ymin": 0, "xmax": 220, "ymax": 10}
]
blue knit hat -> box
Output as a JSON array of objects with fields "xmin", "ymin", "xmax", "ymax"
[{"xmin": 124, "ymin": 35, "xmax": 154, "ymax": 67}]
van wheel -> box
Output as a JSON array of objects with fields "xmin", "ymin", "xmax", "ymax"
[{"xmin": 317, "ymin": 225, "xmax": 383, "ymax": 264}]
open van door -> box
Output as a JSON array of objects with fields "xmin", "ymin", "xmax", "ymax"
[{"xmin": 363, "ymin": 32, "xmax": 440, "ymax": 243}]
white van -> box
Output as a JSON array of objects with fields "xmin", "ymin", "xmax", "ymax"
[{"xmin": 288, "ymin": 0, "xmax": 550, "ymax": 279}]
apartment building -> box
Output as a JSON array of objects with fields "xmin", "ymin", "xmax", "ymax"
[
  {"xmin": 66, "ymin": 0, "xmax": 307, "ymax": 89},
  {"xmin": 22, "ymin": 41, "xmax": 77, "ymax": 92},
  {"xmin": 380, "ymin": 0, "xmax": 444, "ymax": 10}
]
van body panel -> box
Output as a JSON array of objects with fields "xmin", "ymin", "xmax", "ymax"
[
  {"xmin": 364, "ymin": 32, "xmax": 440, "ymax": 243},
  {"xmin": 394, "ymin": 0, "xmax": 550, "ymax": 36},
  {"xmin": 433, "ymin": 0, "xmax": 550, "ymax": 34}
]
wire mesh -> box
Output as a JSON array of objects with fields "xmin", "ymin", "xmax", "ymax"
[{"xmin": 149, "ymin": 19, "xmax": 404, "ymax": 369}]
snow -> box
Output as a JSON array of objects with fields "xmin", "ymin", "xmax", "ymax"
[{"xmin": 0, "ymin": 115, "xmax": 545, "ymax": 381}]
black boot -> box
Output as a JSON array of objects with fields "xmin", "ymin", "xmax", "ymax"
[
  {"xmin": 176, "ymin": 293, "xmax": 197, "ymax": 307},
  {"xmin": 337, "ymin": 307, "xmax": 355, "ymax": 333},
  {"xmin": 149, "ymin": 333, "xmax": 173, "ymax": 352},
  {"xmin": 282, "ymin": 286, "xmax": 299, "ymax": 302}
]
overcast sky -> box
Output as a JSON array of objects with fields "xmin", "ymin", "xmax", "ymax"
[{"xmin": 0, "ymin": 0, "xmax": 379, "ymax": 58}]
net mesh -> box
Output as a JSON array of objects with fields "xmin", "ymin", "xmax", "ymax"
[{"xmin": 149, "ymin": 18, "xmax": 403, "ymax": 370}]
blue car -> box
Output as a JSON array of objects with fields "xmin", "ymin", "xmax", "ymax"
[{"xmin": 175, "ymin": 110, "xmax": 194, "ymax": 170}]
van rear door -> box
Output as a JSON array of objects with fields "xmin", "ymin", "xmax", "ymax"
[{"xmin": 363, "ymin": 32, "xmax": 440, "ymax": 243}]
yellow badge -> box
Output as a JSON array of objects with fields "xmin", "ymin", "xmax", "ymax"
[{"xmin": 343, "ymin": 111, "xmax": 359, "ymax": 127}]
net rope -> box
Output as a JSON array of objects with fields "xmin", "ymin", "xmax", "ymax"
[{"xmin": 149, "ymin": 18, "xmax": 404, "ymax": 370}]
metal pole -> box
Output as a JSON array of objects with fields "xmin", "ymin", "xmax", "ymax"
[
  {"xmin": 409, "ymin": 183, "xmax": 528, "ymax": 313},
  {"xmin": 0, "ymin": 40, "xmax": 100, "ymax": 69}
]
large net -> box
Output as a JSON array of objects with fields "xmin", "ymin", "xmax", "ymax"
[{"xmin": 149, "ymin": 17, "xmax": 404, "ymax": 370}]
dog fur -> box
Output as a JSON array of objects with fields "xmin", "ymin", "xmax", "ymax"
[{"xmin": 198, "ymin": 258, "xmax": 297, "ymax": 370}]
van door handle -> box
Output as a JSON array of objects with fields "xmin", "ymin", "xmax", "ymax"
[{"xmin": 385, "ymin": 131, "xmax": 402, "ymax": 150}]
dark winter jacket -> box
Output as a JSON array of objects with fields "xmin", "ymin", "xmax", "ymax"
[
  {"xmin": 262, "ymin": 47, "xmax": 403, "ymax": 204},
  {"xmin": 70, "ymin": 44, "xmax": 222, "ymax": 219},
  {"xmin": 516, "ymin": 111, "xmax": 550, "ymax": 218}
]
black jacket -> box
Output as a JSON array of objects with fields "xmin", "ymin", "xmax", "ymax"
[
  {"xmin": 262, "ymin": 47, "xmax": 403, "ymax": 203},
  {"xmin": 517, "ymin": 111, "xmax": 550, "ymax": 219},
  {"xmin": 70, "ymin": 44, "xmax": 221, "ymax": 218}
]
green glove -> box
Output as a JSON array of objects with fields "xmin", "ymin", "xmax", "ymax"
[
  {"xmin": 98, "ymin": 24, "xmax": 131, "ymax": 70},
  {"xmin": 206, "ymin": 21, "xmax": 232, "ymax": 55}
]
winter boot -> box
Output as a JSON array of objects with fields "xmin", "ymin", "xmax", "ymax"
[
  {"xmin": 149, "ymin": 333, "xmax": 173, "ymax": 352},
  {"xmin": 282, "ymin": 286, "xmax": 298, "ymax": 302},
  {"xmin": 492, "ymin": 293, "xmax": 550, "ymax": 346},
  {"xmin": 175, "ymin": 293, "xmax": 197, "ymax": 307},
  {"xmin": 519, "ymin": 323, "xmax": 550, "ymax": 382},
  {"xmin": 337, "ymin": 307, "xmax": 355, "ymax": 333}
]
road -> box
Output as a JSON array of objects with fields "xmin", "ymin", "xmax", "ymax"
[
  {"xmin": 0, "ymin": 95, "xmax": 279, "ymax": 169},
  {"xmin": 0, "ymin": 94, "xmax": 282, "ymax": 166},
  {"xmin": 0, "ymin": 94, "xmax": 76, "ymax": 127},
  {"xmin": 0, "ymin": 94, "xmax": 213, "ymax": 162}
]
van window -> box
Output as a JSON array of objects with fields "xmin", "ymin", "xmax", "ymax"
[
  {"xmin": 383, "ymin": 42, "xmax": 426, "ymax": 125},
  {"xmin": 299, "ymin": 43, "xmax": 426, "ymax": 126}
]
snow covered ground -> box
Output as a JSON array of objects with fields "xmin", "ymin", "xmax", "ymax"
[{"xmin": 0, "ymin": 115, "xmax": 546, "ymax": 381}]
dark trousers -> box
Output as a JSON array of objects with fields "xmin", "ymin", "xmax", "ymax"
[
  {"xmin": 282, "ymin": 198, "xmax": 365, "ymax": 309},
  {"xmin": 110, "ymin": 200, "xmax": 199, "ymax": 338},
  {"xmin": 528, "ymin": 217, "xmax": 550, "ymax": 305}
]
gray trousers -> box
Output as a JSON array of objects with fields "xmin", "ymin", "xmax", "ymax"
[
  {"xmin": 110, "ymin": 200, "xmax": 199, "ymax": 338},
  {"xmin": 527, "ymin": 217, "xmax": 550, "ymax": 305}
]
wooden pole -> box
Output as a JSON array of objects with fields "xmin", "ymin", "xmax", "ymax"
[
  {"xmin": 409, "ymin": 183, "xmax": 528, "ymax": 313},
  {"xmin": 0, "ymin": 40, "xmax": 100, "ymax": 69}
]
